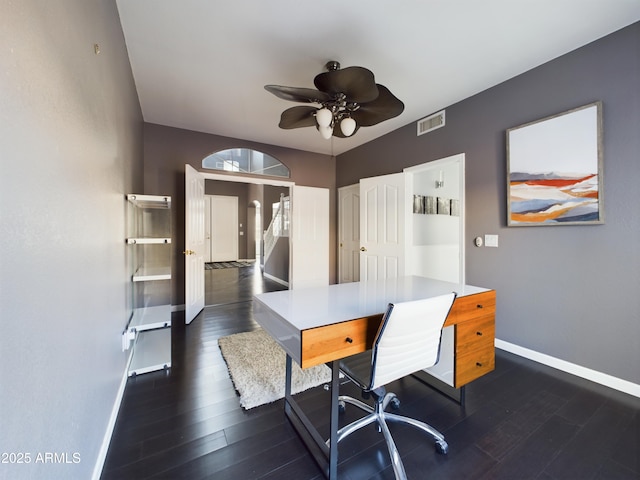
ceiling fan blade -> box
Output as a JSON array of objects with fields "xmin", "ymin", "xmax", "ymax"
[
  {"xmin": 314, "ymin": 66, "xmax": 378, "ymax": 103},
  {"xmin": 279, "ymin": 106, "xmax": 318, "ymax": 129},
  {"xmin": 265, "ymin": 85, "xmax": 331, "ymax": 103},
  {"xmin": 351, "ymin": 84, "xmax": 404, "ymax": 126}
]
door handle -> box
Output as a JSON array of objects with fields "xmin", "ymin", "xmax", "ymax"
[
  {"xmin": 360, "ymin": 247, "xmax": 367, "ymax": 252},
  {"xmin": 182, "ymin": 250, "xmax": 195, "ymax": 255}
]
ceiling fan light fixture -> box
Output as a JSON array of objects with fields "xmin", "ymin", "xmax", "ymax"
[
  {"xmin": 340, "ymin": 117, "xmax": 356, "ymax": 137},
  {"xmin": 319, "ymin": 125, "xmax": 333, "ymax": 139},
  {"xmin": 265, "ymin": 60, "xmax": 403, "ymax": 139},
  {"xmin": 316, "ymin": 107, "xmax": 333, "ymax": 128}
]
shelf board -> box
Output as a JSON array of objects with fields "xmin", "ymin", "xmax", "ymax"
[
  {"xmin": 129, "ymin": 304, "xmax": 171, "ymax": 331},
  {"xmin": 128, "ymin": 328, "xmax": 171, "ymax": 376},
  {"xmin": 132, "ymin": 266, "xmax": 171, "ymax": 281},
  {"xmin": 127, "ymin": 238, "xmax": 171, "ymax": 244},
  {"xmin": 127, "ymin": 194, "xmax": 171, "ymax": 209}
]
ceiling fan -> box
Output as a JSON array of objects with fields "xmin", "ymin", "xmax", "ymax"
[{"xmin": 265, "ymin": 61, "xmax": 404, "ymax": 139}]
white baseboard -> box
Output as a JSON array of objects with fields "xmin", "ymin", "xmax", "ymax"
[
  {"xmin": 263, "ymin": 272, "xmax": 289, "ymax": 287},
  {"xmin": 495, "ymin": 338, "xmax": 640, "ymax": 399},
  {"xmin": 171, "ymin": 304, "xmax": 185, "ymax": 312},
  {"xmin": 92, "ymin": 348, "xmax": 134, "ymax": 480}
]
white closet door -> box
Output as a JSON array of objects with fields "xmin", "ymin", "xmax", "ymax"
[
  {"xmin": 359, "ymin": 173, "xmax": 405, "ymax": 281},
  {"xmin": 338, "ymin": 184, "xmax": 360, "ymax": 283},
  {"xmin": 291, "ymin": 186, "xmax": 329, "ymax": 289},
  {"xmin": 210, "ymin": 195, "xmax": 238, "ymax": 262}
]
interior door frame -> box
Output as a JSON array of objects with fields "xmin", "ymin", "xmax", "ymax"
[
  {"xmin": 337, "ymin": 153, "xmax": 466, "ymax": 285},
  {"xmin": 404, "ymin": 153, "xmax": 466, "ymax": 285},
  {"xmin": 186, "ymin": 171, "xmax": 295, "ymax": 299}
]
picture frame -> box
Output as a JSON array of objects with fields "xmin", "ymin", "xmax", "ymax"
[
  {"xmin": 413, "ymin": 195, "xmax": 424, "ymax": 214},
  {"xmin": 437, "ymin": 197, "xmax": 450, "ymax": 215},
  {"xmin": 425, "ymin": 196, "xmax": 437, "ymax": 215},
  {"xmin": 450, "ymin": 199, "xmax": 460, "ymax": 217},
  {"xmin": 506, "ymin": 101, "xmax": 604, "ymax": 226}
]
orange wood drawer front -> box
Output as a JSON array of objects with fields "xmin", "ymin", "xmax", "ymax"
[
  {"xmin": 300, "ymin": 315, "xmax": 382, "ymax": 369},
  {"xmin": 455, "ymin": 315, "xmax": 495, "ymax": 353},
  {"xmin": 452, "ymin": 290, "xmax": 496, "ymax": 387},
  {"xmin": 455, "ymin": 345, "xmax": 495, "ymax": 387},
  {"xmin": 445, "ymin": 290, "xmax": 496, "ymax": 327}
]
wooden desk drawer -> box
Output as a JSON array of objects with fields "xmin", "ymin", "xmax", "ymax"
[
  {"xmin": 456, "ymin": 315, "xmax": 495, "ymax": 353},
  {"xmin": 455, "ymin": 345, "xmax": 495, "ymax": 387},
  {"xmin": 446, "ymin": 290, "xmax": 495, "ymax": 326},
  {"xmin": 300, "ymin": 315, "xmax": 381, "ymax": 369}
]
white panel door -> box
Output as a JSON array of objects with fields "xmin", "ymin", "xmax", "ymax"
[
  {"xmin": 204, "ymin": 196, "xmax": 212, "ymax": 262},
  {"xmin": 291, "ymin": 185, "xmax": 329, "ymax": 289},
  {"xmin": 360, "ymin": 173, "xmax": 405, "ymax": 281},
  {"xmin": 185, "ymin": 164, "xmax": 205, "ymax": 324},
  {"xmin": 338, "ymin": 184, "xmax": 360, "ymax": 283},
  {"xmin": 210, "ymin": 195, "xmax": 239, "ymax": 262}
]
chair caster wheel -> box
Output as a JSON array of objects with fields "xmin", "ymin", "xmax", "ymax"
[
  {"xmin": 435, "ymin": 440, "xmax": 449, "ymax": 455},
  {"xmin": 338, "ymin": 400, "xmax": 346, "ymax": 413},
  {"xmin": 390, "ymin": 397, "xmax": 401, "ymax": 410}
]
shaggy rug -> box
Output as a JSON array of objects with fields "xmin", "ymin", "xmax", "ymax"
[{"xmin": 218, "ymin": 328, "xmax": 332, "ymax": 409}]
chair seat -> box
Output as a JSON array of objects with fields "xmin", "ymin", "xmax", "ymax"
[{"xmin": 339, "ymin": 350, "xmax": 373, "ymax": 390}]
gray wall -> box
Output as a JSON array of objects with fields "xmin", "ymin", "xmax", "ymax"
[
  {"xmin": 337, "ymin": 23, "xmax": 640, "ymax": 384},
  {"xmin": 0, "ymin": 1, "xmax": 143, "ymax": 479},
  {"xmin": 143, "ymin": 123, "xmax": 337, "ymax": 306}
]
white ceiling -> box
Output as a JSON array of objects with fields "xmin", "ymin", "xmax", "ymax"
[{"xmin": 116, "ymin": 0, "xmax": 640, "ymax": 156}]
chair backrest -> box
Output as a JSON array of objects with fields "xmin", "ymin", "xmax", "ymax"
[{"xmin": 369, "ymin": 292, "xmax": 456, "ymax": 390}]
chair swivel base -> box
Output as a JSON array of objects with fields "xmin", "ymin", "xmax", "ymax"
[{"xmin": 328, "ymin": 391, "xmax": 448, "ymax": 480}]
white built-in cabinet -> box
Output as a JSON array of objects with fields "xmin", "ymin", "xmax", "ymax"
[{"xmin": 124, "ymin": 194, "xmax": 172, "ymax": 376}]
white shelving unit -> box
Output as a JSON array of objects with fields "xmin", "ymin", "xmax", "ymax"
[{"xmin": 125, "ymin": 194, "xmax": 172, "ymax": 376}]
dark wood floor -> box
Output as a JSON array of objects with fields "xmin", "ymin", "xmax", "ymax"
[
  {"xmin": 204, "ymin": 261, "xmax": 287, "ymax": 306},
  {"xmin": 102, "ymin": 268, "xmax": 639, "ymax": 479}
]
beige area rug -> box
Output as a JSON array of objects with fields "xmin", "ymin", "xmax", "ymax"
[{"xmin": 218, "ymin": 328, "xmax": 332, "ymax": 409}]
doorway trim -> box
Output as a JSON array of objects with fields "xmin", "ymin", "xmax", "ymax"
[
  {"xmin": 200, "ymin": 172, "xmax": 294, "ymax": 187},
  {"xmin": 199, "ymin": 171, "xmax": 294, "ymax": 268},
  {"xmin": 184, "ymin": 171, "xmax": 295, "ymax": 314},
  {"xmin": 337, "ymin": 153, "xmax": 466, "ymax": 285},
  {"xmin": 404, "ymin": 153, "xmax": 466, "ymax": 285}
]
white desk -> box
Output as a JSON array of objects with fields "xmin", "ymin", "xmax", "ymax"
[{"xmin": 253, "ymin": 276, "xmax": 496, "ymax": 479}]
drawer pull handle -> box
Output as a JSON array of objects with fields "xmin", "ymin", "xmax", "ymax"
[
  {"xmin": 476, "ymin": 362, "xmax": 483, "ymax": 367},
  {"xmin": 345, "ymin": 337, "xmax": 353, "ymax": 344},
  {"xmin": 476, "ymin": 331, "xmax": 483, "ymax": 336},
  {"xmin": 476, "ymin": 304, "xmax": 483, "ymax": 309}
]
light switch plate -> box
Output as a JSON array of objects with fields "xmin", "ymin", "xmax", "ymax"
[{"xmin": 485, "ymin": 234, "xmax": 499, "ymax": 247}]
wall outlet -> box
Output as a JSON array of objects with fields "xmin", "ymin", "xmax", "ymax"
[{"xmin": 485, "ymin": 234, "xmax": 499, "ymax": 247}]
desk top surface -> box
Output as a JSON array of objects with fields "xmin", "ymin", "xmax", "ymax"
[{"xmin": 254, "ymin": 276, "xmax": 490, "ymax": 332}]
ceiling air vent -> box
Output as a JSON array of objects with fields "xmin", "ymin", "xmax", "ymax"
[{"xmin": 417, "ymin": 110, "xmax": 445, "ymax": 136}]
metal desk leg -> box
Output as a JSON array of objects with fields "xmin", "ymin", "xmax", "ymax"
[
  {"xmin": 328, "ymin": 360, "xmax": 340, "ymax": 479},
  {"xmin": 283, "ymin": 355, "xmax": 341, "ymax": 479}
]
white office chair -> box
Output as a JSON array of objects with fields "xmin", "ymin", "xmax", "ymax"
[{"xmin": 331, "ymin": 292, "xmax": 457, "ymax": 480}]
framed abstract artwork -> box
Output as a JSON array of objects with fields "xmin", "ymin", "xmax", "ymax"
[{"xmin": 506, "ymin": 102, "xmax": 603, "ymax": 226}]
